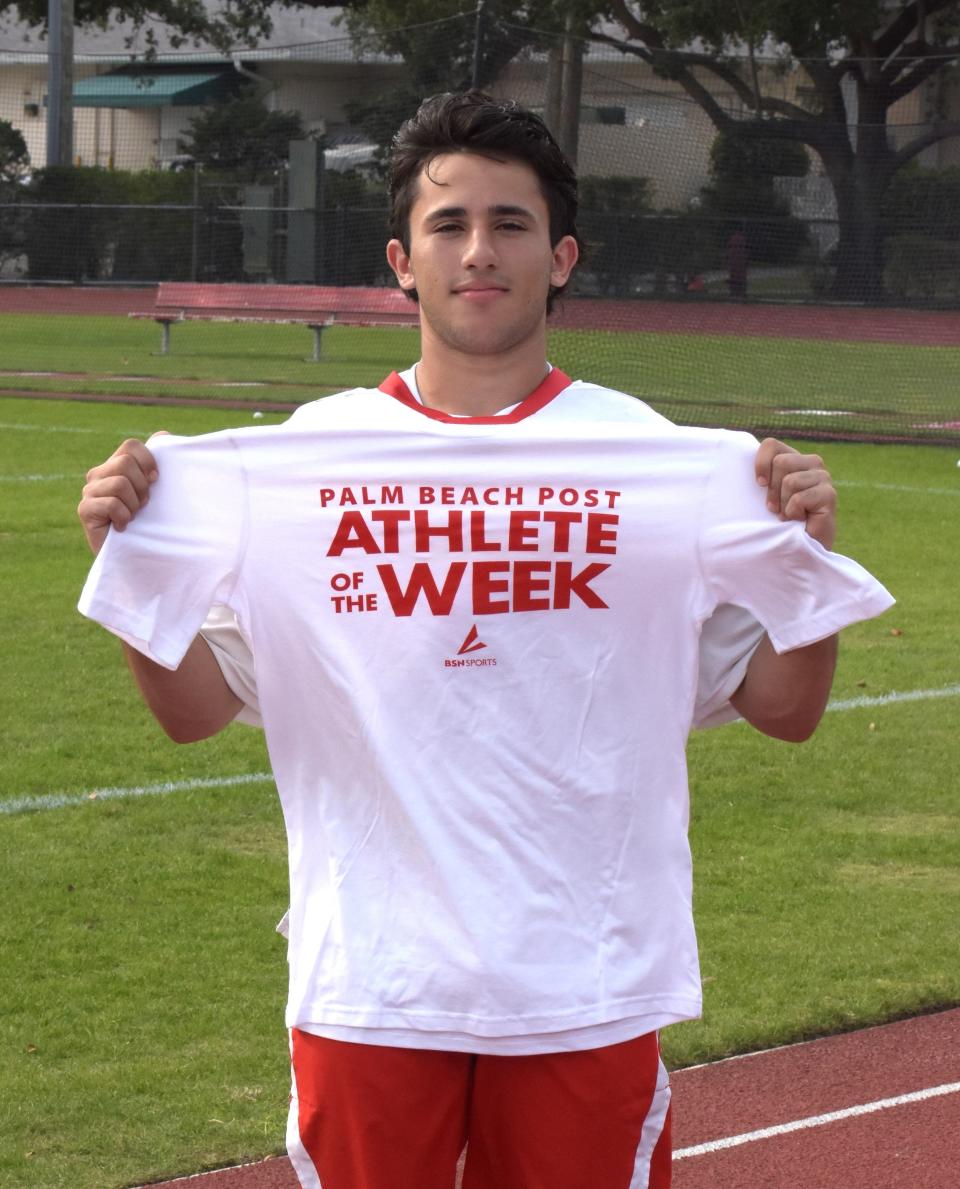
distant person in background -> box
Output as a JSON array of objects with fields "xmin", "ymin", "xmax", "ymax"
[{"xmin": 727, "ymin": 225, "xmax": 748, "ymax": 299}]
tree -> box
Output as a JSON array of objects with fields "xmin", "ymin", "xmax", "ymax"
[
  {"xmin": 1, "ymin": 118, "xmax": 31, "ymax": 276},
  {"xmin": 577, "ymin": 175, "xmax": 654, "ymax": 293},
  {"xmin": 338, "ymin": 0, "xmax": 574, "ymax": 159},
  {"xmin": 1, "ymin": 118, "xmax": 30, "ymax": 184},
  {"xmin": 698, "ymin": 129, "xmax": 810, "ymax": 266},
  {"xmin": 593, "ymin": 1, "xmax": 960, "ymax": 301},
  {"xmin": 178, "ymin": 89, "xmax": 306, "ymax": 178},
  {"xmin": 5, "ymin": 0, "xmax": 278, "ymax": 52}
]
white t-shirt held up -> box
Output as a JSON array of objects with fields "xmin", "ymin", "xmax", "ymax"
[{"xmin": 79, "ymin": 370, "xmax": 894, "ymax": 1054}]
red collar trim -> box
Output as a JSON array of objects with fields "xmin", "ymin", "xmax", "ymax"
[{"xmin": 378, "ymin": 368, "xmax": 573, "ymax": 424}]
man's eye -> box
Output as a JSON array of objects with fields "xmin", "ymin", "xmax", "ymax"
[
  {"xmin": 498, "ymin": 221, "xmax": 526, "ymax": 232},
  {"xmin": 434, "ymin": 223, "xmax": 462, "ymax": 233}
]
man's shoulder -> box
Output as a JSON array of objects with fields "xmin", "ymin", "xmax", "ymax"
[
  {"xmin": 285, "ymin": 384, "xmax": 387, "ymax": 427},
  {"xmin": 562, "ymin": 379, "xmax": 667, "ymax": 422},
  {"xmin": 558, "ymin": 382, "xmax": 755, "ymax": 451}
]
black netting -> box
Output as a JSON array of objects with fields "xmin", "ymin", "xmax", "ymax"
[{"xmin": 2, "ymin": 11, "xmax": 959, "ymax": 443}]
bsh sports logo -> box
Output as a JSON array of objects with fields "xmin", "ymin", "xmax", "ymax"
[
  {"xmin": 457, "ymin": 625, "xmax": 486, "ymax": 655},
  {"xmin": 445, "ymin": 625, "xmax": 497, "ymax": 668}
]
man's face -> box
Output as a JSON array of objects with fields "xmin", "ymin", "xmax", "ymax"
[{"xmin": 386, "ymin": 151, "xmax": 578, "ymax": 358}]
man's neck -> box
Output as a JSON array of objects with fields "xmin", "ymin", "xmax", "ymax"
[{"xmin": 415, "ymin": 337, "xmax": 550, "ymax": 418}]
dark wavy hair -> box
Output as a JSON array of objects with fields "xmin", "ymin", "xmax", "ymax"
[{"xmin": 388, "ymin": 91, "xmax": 582, "ymax": 310}]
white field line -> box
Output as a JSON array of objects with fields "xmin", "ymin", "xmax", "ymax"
[
  {"xmin": 3, "ymin": 683, "xmax": 958, "ymax": 818},
  {"xmin": 835, "ymin": 479, "xmax": 960, "ymax": 497},
  {"xmin": 1, "ymin": 772, "xmax": 274, "ymax": 816},
  {"xmin": 0, "ymin": 421, "xmax": 149, "ymax": 436},
  {"xmin": 674, "ymin": 1080, "xmax": 960, "ymax": 1159},
  {"xmin": 826, "ymin": 683, "xmax": 960, "ymax": 713},
  {"xmin": 0, "ymin": 421, "xmax": 108, "ymax": 435},
  {"xmin": 0, "ymin": 472, "xmax": 77, "ymax": 482}
]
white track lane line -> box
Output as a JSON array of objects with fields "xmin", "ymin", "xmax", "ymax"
[
  {"xmin": 129, "ymin": 1157, "xmax": 280, "ymax": 1188},
  {"xmin": 674, "ymin": 1080, "xmax": 960, "ymax": 1159}
]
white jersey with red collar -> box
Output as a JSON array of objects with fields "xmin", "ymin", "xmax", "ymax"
[{"xmin": 79, "ymin": 369, "xmax": 893, "ymax": 1053}]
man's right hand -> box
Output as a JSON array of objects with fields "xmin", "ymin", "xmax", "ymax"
[
  {"xmin": 76, "ymin": 434, "xmax": 243, "ymax": 742},
  {"xmin": 77, "ymin": 438, "xmax": 161, "ymax": 555}
]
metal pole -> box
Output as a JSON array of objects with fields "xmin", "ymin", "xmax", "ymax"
[
  {"xmin": 191, "ymin": 163, "xmax": 200, "ymax": 281},
  {"xmin": 559, "ymin": 11, "xmax": 583, "ymax": 166},
  {"xmin": 46, "ymin": 0, "xmax": 74, "ymax": 166},
  {"xmin": 544, "ymin": 41, "xmax": 563, "ymax": 137},
  {"xmin": 471, "ymin": 0, "xmax": 486, "ymax": 90}
]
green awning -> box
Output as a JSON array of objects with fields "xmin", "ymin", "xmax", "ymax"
[{"xmin": 71, "ymin": 70, "xmax": 239, "ymax": 109}]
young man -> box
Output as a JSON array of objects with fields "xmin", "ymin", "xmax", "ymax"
[{"xmin": 77, "ymin": 92, "xmax": 893, "ymax": 1189}]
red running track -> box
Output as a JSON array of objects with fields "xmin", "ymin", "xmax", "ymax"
[
  {"xmin": 3, "ymin": 285, "xmax": 960, "ymax": 346},
  {"xmin": 141, "ymin": 1009, "xmax": 960, "ymax": 1189}
]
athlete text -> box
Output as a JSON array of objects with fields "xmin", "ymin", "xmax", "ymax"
[{"xmin": 327, "ymin": 509, "xmax": 620, "ymax": 557}]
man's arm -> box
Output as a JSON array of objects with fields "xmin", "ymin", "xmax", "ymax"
[
  {"xmin": 729, "ymin": 439, "xmax": 837, "ymax": 742},
  {"xmin": 77, "ymin": 438, "xmax": 242, "ymax": 743}
]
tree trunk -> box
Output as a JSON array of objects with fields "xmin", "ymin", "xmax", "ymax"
[
  {"xmin": 825, "ymin": 169, "xmax": 886, "ymax": 302},
  {"xmin": 818, "ymin": 84, "xmax": 895, "ymax": 303}
]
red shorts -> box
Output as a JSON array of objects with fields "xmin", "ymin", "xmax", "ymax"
[{"xmin": 287, "ymin": 1028, "xmax": 672, "ymax": 1189}]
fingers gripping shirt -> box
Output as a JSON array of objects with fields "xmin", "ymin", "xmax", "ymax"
[
  {"xmin": 78, "ymin": 379, "xmax": 894, "ymax": 1055},
  {"xmin": 79, "ymin": 433, "xmax": 246, "ymax": 667},
  {"xmin": 695, "ymin": 437, "xmax": 884, "ymax": 652}
]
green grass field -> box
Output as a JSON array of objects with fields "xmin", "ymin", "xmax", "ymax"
[
  {"xmin": 1, "ymin": 336, "xmax": 959, "ymax": 1188},
  {"xmin": 2, "ymin": 312, "xmax": 959, "ymax": 442}
]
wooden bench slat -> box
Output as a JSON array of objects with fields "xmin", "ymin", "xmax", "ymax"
[
  {"xmin": 136, "ymin": 283, "xmax": 420, "ymax": 359},
  {"xmin": 155, "ymin": 282, "xmax": 417, "ymax": 318}
]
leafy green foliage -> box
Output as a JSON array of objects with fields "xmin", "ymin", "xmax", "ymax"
[
  {"xmin": 708, "ymin": 129, "xmax": 809, "ymax": 183},
  {"xmin": 7, "ymin": 0, "xmax": 279, "ymax": 52},
  {"xmin": 178, "ymin": 90, "xmax": 306, "ymax": 178},
  {"xmin": 19, "ymin": 166, "xmax": 197, "ymax": 281},
  {"xmin": 698, "ymin": 129, "xmax": 810, "ymax": 265},
  {"xmin": 885, "ymin": 234, "xmax": 960, "ymax": 300},
  {"xmin": 882, "ymin": 164, "xmax": 960, "ymax": 238},
  {"xmin": 0, "ymin": 117, "xmax": 29, "ymax": 184},
  {"xmin": 0, "ymin": 118, "xmax": 30, "ymax": 273},
  {"xmin": 339, "ymin": 0, "xmax": 573, "ymax": 154},
  {"xmin": 577, "ymin": 177, "xmax": 658, "ymax": 295},
  {"xmin": 880, "ymin": 165, "xmax": 960, "ymax": 300},
  {"xmin": 600, "ymin": 1, "xmax": 960, "ymax": 299}
]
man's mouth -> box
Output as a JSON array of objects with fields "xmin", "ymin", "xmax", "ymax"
[{"xmin": 453, "ymin": 283, "xmax": 510, "ymax": 301}]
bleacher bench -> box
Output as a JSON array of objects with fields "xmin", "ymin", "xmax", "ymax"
[{"xmin": 133, "ymin": 282, "xmax": 420, "ymax": 361}]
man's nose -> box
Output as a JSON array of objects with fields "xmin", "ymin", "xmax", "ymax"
[{"xmin": 461, "ymin": 227, "xmax": 498, "ymax": 268}]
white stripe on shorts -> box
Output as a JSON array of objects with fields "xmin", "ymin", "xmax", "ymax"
[
  {"xmin": 630, "ymin": 1055, "xmax": 671, "ymax": 1188},
  {"xmin": 286, "ymin": 1032, "xmax": 323, "ymax": 1188}
]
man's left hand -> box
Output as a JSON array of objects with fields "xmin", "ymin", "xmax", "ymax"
[{"xmin": 755, "ymin": 438, "xmax": 836, "ymax": 550}]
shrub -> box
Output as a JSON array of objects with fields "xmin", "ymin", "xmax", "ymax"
[
  {"xmin": 882, "ymin": 165, "xmax": 960, "ymax": 240},
  {"xmin": 885, "ymin": 233, "xmax": 960, "ymax": 301},
  {"xmin": 21, "ymin": 167, "xmax": 212, "ymax": 282},
  {"xmin": 576, "ymin": 176, "xmax": 656, "ymax": 296},
  {"xmin": 699, "ymin": 129, "xmax": 810, "ymax": 265}
]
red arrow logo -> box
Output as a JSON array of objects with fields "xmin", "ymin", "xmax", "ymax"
[{"xmin": 457, "ymin": 625, "xmax": 487, "ymax": 655}]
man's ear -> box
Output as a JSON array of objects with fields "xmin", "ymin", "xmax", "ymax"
[
  {"xmin": 387, "ymin": 239, "xmax": 416, "ymax": 291},
  {"xmin": 549, "ymin": 235, "xmax": 579, "ymax": 290}
]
